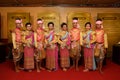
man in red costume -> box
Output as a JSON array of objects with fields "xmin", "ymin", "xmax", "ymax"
[
  {"xmin": 12, "ymin": 18, "xmax": 24, "ymax": 72},
  {"xmin": 95, "ymin": 19, "xmax": 108, "ymax": 74},
  {"xmin": 70, "ymin": 17, "xmax": 83, "ymax": 71},
  {"xmin": 34, "ymin": 19, "xmax": 46, "ymax": 72}
]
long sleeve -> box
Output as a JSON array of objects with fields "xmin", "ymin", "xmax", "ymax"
[
  {"xmin": 12, "ymin": 32, "xmax": 16, "ymax": 49},
  {"xmin": 57, "ymin": 37, "xmax": 62, "ymax": 45},
  {"xmin": 44, "ymin": 32, "xmax": 48, "ymax": 45},
  {"xmin": 34, "ymin": 32, "xmax": 37, "ymax": 48},
  {"xmin": 104, "ymin": 33, "xmax": 108, "ymax": 48},
  {"xmin": 57, "ymin": 32, "xmax": 64, "ymax": 44},
  {"xmin": 21, "ymin": 31, "xmax": 26, "ymax": 43},
  {"xmin": 80, "ymin": 32, "xmax": 83, "ymax": 46},
  {"xmin": 90, "ymin": 31, "xmax": 96, "ymax": 44},
  {"xmin": 50, "ymin": 34, "xmax": 57, "ymax": 44}
]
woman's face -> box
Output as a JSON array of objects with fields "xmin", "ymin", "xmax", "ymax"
[
  {"xmin": 26, "ymin": 25, "xmax": 32, "ymax": 31},
  {"xmin": 48, "ymin": 24, "xmax": 54, "ymax": 30},
  {"xmin": 85, "ymin": 24, "xmax": 91, "ymax": 30},
  {"xmin": 62, "ymin": 25, "xmax": 67, "ymax": 31}
]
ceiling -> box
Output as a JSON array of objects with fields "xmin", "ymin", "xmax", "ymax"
[{"xmin": 0, "ymin": 0, "xmax": 120, "ymax": 7}]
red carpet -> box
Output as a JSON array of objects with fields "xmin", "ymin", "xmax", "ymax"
[{"xmin": 0, "ymin": 60, "xmax": 120, "ymax": 80}]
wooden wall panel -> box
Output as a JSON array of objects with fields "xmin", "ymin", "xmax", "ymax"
[
  {"xmin": 97, "ymin": 13, "xmax": 120, "ymax": 57},
  {"xmin": 67, "ymin": 12, "xmax": 91, "ymax": 31},
  {"xmin": 38, "ymin": 12, "xmax": 60, "ymax": 32},
  {"xmin": 7, "ymin": 13, "xmax": 30, "ymax": 42}
]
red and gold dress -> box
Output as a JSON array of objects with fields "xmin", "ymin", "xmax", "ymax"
[
  {"xmin": 83, "ymin": 30, "xmax": 96, "ymax": 70},
  {"xmin": 58, "ymin": 31, "xmax": 70, "ymax": 68},
  {"xmin": 45, "ymin": 30, "xmax": 58, "ymax": 70},
  {"xmin": 23, "ymin": 30, "xmax": 34, "ymax": 70}
]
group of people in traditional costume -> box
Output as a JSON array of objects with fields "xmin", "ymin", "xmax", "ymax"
[{"xmin": 11, "ymin": 17, "xmax": 108, "ymax": 74}]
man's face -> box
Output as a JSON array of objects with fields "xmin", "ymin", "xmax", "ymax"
[
  {"xmin": 73, "ymin": 22, "xmax": 78, "ymax": 28},
  {"xmin": 38, "ymin": 23, "xmax": 43, "ymax": 28},
  {"xmin": 16, "ymin": 23, "xmax": 21, "ymax": 28},
  {"xmin": 96, "ymin": 24, "xmax": 102, "ymax": 29}
]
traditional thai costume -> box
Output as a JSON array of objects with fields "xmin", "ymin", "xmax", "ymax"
[
  {"xmin": 58, "ymin": 31, "xmax": 70, "ymax": 69},
  {"xmin": 45, "ymin": 30, "xmax": 58, "ymax": 70},
  {"xmin": 23, "ymin": 30, "xmax": 34, "ymax": 70},
  {"xmin": 83, "ymin": 30, "xmax": 96, "ymax": 70}
]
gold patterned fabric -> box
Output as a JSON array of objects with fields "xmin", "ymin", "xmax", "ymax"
[
  {"xmin": 12, "ymin": 43, "xmax": 23, "ymax": 62},
  {"xmin": 70, "ymin": 41, "xmax": 81, "ymax": 58}
]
